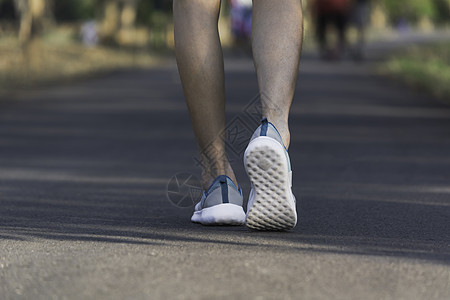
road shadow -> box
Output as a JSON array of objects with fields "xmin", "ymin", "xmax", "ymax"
[{"xmin": 0, "ymin": 61, "xmax": 449, "ymax": 265}]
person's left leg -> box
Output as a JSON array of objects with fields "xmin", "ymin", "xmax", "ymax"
[
  {"xmin": 316, "ymin": 12, "xmax": 328, "ymax": 59},
  {"xmin": 355, "ymin": 3, "xmax": 369, "ymax": 60},
  {"xmin": 335, "ymin": 12, "xmax": 349, "ymax": 58},
  {"xmin": 173, "ymin": 0, "xmax": 237, "ymax": 191},
  {"xmin": 173, "ymin": 0, "xmax": 245, "ymax": 226}
]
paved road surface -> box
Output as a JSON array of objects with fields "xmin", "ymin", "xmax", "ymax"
[{"xmin": 0, "ymin": 50, "xmax": 449, "ymax": 299}]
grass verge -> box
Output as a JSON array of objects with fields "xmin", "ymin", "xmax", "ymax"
[
  {"xmin": 380, "ymin": 42, "xmax": 450, "ymax": 102},
  {"xmin": 0, "ymin": 29, "xmax": 166, "ymax": 94}
]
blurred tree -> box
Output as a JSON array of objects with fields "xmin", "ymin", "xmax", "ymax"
[
  {"xmin": 13, "ymin": 0, "xmax": 52, "ymax": 76},
  {"xmin": 100, "ymin": 0, "xmax": 138, "ymax": 45},
  {"xmin": 14, "ymin": 0, "xmax": 49, "ymax": 46},
  {"xmin": 121, "ymin": 0, "xmax": 137, "ymax": 30},
  {"xmin": 101, "ymin": 0, "xmax": 120, "ymax": 42}
]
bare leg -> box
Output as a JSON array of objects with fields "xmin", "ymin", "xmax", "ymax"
[
  {"xmin": 336, "ymin": 12, "xmax": 348, "ymax": 58},
  {"xmin": 316, "ymin": 13, "xmax": 328, "ymax": 58},
  {"xmin": 173, "ymin": 0, "xmax": 237, "ymax": 190},
  {"xmin": 356, "ymin": 20, "xmax": 366, "ymax": 60},
  {"xmin": 251, "ymin": 0, "xmax": 303, "ymax": 148}
]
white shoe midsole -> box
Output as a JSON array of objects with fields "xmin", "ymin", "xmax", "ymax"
[{"xmin": 191, "ymin": 203, "xmax": 246, "ymax": 225}]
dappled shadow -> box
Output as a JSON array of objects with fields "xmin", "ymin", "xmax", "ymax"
[{"xmin": 0, "ymin": 60, "xmax": 449, "ymax": 264}]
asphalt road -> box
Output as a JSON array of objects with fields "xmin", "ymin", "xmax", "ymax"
[{"xmin": 0, "ymin": 49, "xmax": 449, "ymax": 299}]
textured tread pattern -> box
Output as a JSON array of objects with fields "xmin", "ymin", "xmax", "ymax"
[{"xmin": 245, "ymin": 138, "xmax": 297, "ymax": 231}]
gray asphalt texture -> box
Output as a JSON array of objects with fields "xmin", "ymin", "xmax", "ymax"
[{"xmin": 0, "ymin": 46, "xmax": 449, "ymax": 299}]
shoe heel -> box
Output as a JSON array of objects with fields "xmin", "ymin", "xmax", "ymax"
[{"xmin": 244, "ymin": 137, "xmax": 297, "ymax": 230}]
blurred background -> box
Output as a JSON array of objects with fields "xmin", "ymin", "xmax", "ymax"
[
  {"xmin": 0, "ymin": 3, "xmax": 449, "ymax": 297},
  {"xmin": 0, "ymin": 0, "xmax": 449, "ymax": 98}
]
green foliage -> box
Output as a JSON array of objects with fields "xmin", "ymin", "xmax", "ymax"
[
  {"xmin": 1, "ymin": 0, "xmax": 174, "ymax": 25},
  {"xmin": 382, "ymin": 0, "xmax": 450, "ymax": 23},
  {"xmin": 136, "ymin": 0, "xmax": 155, "ymax": 25},
  {"xmin": 383, "ymin": 42, "xmax": 450, "ymax": 101},
  {"xmin": 136, "ymin": 0, "xmax": 172, "ymax": 26},
  {"xmin": 433, "ymin": 0, "xmax": 450, "ymax": 23},
  {"xmin": 382, "ymin": 0, "xmax": 436, "ymax": 22},
  {"xmin": 53, "ymin": 0, "xmax": 97, "ymax": 22},
  {"xmin": 134, "ymin": 1, "xmax": 172, "ymax": 49}
]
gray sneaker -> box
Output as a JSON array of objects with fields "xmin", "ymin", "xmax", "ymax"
[
  {"xmin": 191, "ymin": 175, "xmax": 245, "ymax": 225},
  {"xmin": 244, "ymin": 118, "xmax": 297, "ymax": 230}
]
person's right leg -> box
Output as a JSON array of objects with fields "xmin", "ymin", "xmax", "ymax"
[
  {"xmin": 244, "ymin": 0, "xmax": 303, "ymax": 230},
  {"xmin": 173, "ymin": 0, "xmax": 236, "ymax": 190},
  {"xmin": 251, "ymin": 0, "xmax": 303, "ymax": 149}
]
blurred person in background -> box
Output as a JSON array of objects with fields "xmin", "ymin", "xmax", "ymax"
[
  {"xmin": 173, "ymin": 0, "xmax": 303, "ymax": 231},
  {"xmin": 228, "ymin": 0, "xmax": 253, "ymax": 48},
  {"xmin": 80, "ymin": 21, "xmax": 99, "ymax": 47},
  {"xmin": 312, "ymin": 0, "xmax": 352, "ymax": 60},
  {"xmin": 350, "ymin": 0, "xmax": 371, "ymax": 61}
]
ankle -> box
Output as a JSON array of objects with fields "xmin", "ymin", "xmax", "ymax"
[
  {"xmin": 276, "ymin": 125, "xmax": 291, "ymax": 148},
  {"xmin": 264, "ymin": 117, "xmax": 291, "ymax": 148},
  {"xmin": 200, "ymin": 159, "xmax": 238, "ymax": 190}
]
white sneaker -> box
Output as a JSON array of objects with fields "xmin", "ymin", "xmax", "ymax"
[
  {"xmin": 244, "ymin": 118, "xmax": 297, "ymax": 230},
  {"xmin": 191, "ymin": 175, "xmax": 246, "ymax": 225}
]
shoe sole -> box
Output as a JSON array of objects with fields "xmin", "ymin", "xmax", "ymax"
[
  {"xmin": 244, "ymin": 136, "xmax": 297, "ymax": 231},
  {"xmin": 191, "ymin": 203, "xmax": 246, "ymax": 226}
]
